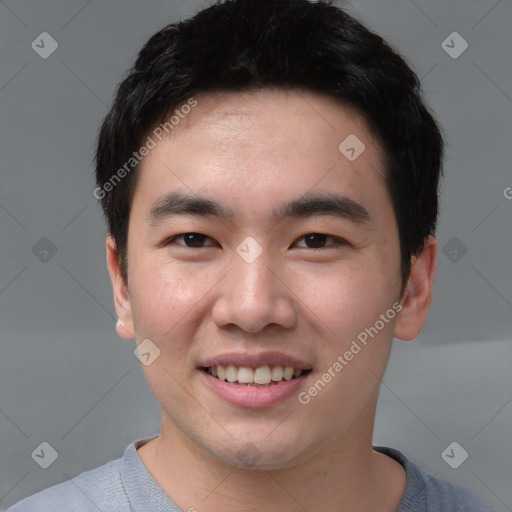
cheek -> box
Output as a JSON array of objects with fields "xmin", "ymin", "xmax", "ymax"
[
  {"xmin": 292, "ymin": 256, "xmax": 393, "ymax": 339},
  {"xmin": 297, "ymin": 265, "xmax": 396, "ymax": 431},
  {"xmin": 129, "ymin": 262, "xmax": 211, "ymax": 343},
  {"xmin": 294, "ymin": 256, "xmax": 398, "ymax": 409},
  {"xmin": 129, "ymin": 268, "xmax": 205, "ymax": 398}
]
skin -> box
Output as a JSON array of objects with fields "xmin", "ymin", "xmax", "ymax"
[{"xmin": 106, "ymin": 89, "xmax": 437, "ymax": 512}]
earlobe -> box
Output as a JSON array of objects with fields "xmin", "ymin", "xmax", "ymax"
[
  {"xmin": 116, "ymin": 317, "xmax": 133, "ymax": 340},
  {"xmin": 106, "ymin": 236, "xmax": 135, "ymax": 339},
  {"xmin": 393, "ymin": 235, "xmax": 437, "ymax": 342}
]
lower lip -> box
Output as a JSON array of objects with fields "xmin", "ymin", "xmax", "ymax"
[{"xmin": 199, "ymin": 369, "xmax": 310, "ymax": 408}]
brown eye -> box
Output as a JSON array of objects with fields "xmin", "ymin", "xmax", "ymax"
[
  {"xmin": 294, "ymin": 233, "xmax": 347, "ymax": 249},
  {"xmin": 166, "ymin": 233, "xmax": 216, "ymax": 248}
]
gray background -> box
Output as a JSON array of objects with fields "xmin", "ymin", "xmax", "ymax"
[{"xmin": 0, "ymin": 0, "xmax": 511, "ymax": 510}]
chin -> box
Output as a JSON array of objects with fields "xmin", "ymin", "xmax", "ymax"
[{"xmin": 206, "ymin": 434, "xmax": 316, "ymax": 471}]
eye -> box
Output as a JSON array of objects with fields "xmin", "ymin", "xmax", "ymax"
[
  {"xmin": 163, "ymin": 232, "xmax": 347, "ymax": 250},
  {"xmin": 165, "ymin": 233, "xmax": 218, "ymax": 248},
  {"xmin": 293, "ymin": 233, "xmax": 348, "ymax": 249}
]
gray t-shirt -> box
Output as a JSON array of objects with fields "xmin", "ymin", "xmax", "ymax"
[{"xmin": 5, "ymin": 437, "xmax": 497, "ymax": 512}]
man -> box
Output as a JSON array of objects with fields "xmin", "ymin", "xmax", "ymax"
[{"xmin": 7, "ymin": 0, "xmax": 498, "ymax": 510}]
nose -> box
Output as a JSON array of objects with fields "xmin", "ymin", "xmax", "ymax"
[{"xmin": 211, "ymin": 249, "xmax": 297, "ymax": 333}]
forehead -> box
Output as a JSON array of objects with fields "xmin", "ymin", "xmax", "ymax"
[
  {"xmin": 168, "ymin": 89, "xmax": 382, "ymax": 152},
  {"xmin": 133, "ymin": 89, "xmax": 391, "ymax": 227}
]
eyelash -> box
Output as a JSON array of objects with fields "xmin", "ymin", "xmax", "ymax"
[{"xmin": 163, "ymin": 232, "xmax": 348, "ymax": 249}]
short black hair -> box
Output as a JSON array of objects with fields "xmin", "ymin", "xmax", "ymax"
[{"xmin": 95, "ymin": 0, "xmax": 444, "ymax": 296}]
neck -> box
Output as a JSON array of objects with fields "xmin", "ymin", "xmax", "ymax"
[{"xmin": 137, "ymin": 400, "xmax": 406, "ymax": 512}]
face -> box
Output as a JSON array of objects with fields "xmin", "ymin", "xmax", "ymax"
[{"xmin": 109, "ymin": 89, "xmax": 410, "ymax": 469}]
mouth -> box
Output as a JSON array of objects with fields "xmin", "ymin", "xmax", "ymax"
[{"xmin": 200, "ymin": 365, "xmax": 312, "ymax": 387}]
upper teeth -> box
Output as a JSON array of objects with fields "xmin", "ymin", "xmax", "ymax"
[{"xmin": 207, "ymin": 365, "xmax": 304, "ymax": 384}]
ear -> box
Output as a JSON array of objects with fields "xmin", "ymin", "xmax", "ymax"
[
  {"xmin": 106, "ymin": 236, "xmax": 135, "ymax": 339},
  {"xmin": 394, "ymin": 235, "xmax": 437, "ymax": 341}
]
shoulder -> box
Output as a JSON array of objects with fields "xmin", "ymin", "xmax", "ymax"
[
  {"xmin": 4, "ymin": 457, "xmax": 128, "ymax": 512},
  {"xmin": 374, "ymin": 446, "xmax": 498, "ymax": 512}
]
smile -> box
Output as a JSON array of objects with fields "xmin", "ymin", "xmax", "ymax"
[{"xmin": 202, "ymin": 365, "xmax": 312, "ymax": 386}]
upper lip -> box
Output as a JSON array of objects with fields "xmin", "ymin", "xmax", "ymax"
[{"xmin": 199, "ymin": 351, "xmax": 313, "ymax": 370}]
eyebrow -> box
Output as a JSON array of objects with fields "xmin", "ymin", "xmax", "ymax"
[{"xmin": 146, "ymin": 191, "xmax": 370, "ymax": 226}]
